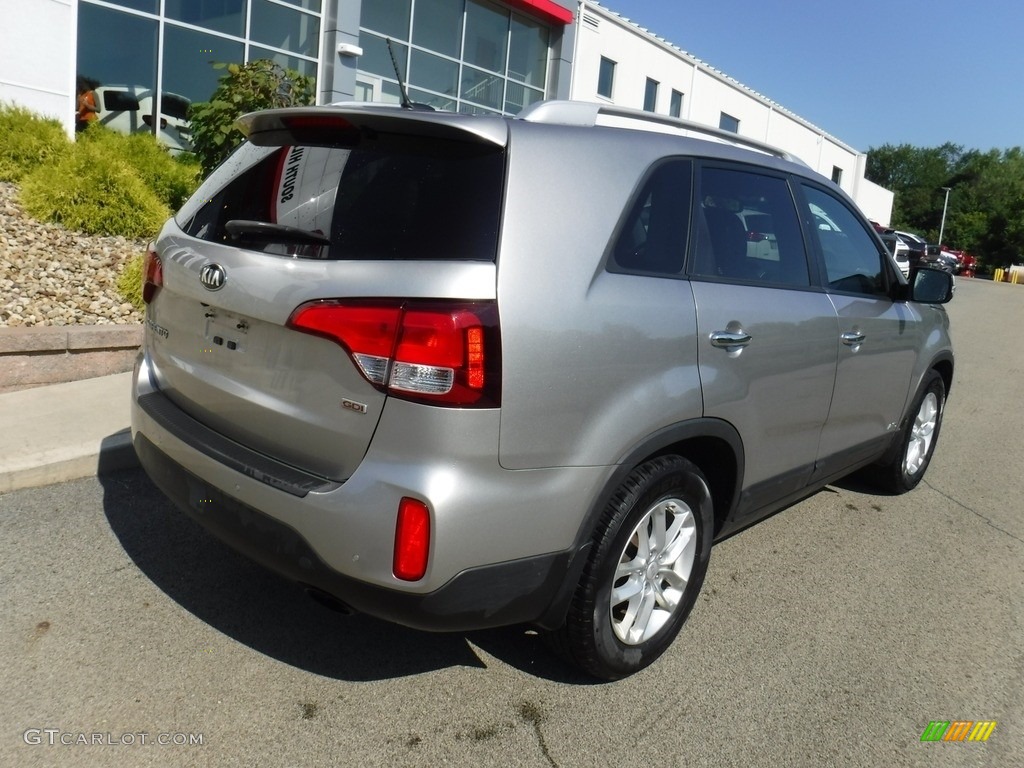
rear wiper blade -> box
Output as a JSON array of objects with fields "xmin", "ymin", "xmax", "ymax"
[{"xmin": 225, "ymin": 220, "xmax": 331, "ymax": 246}]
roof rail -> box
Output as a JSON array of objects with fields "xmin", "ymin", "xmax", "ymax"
[{"xmin": 517, "ymin": 100, "xmax": 800, "ymax": 164}]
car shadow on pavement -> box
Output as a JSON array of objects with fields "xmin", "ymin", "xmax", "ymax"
[{"xmin": 99, "ymin": 467, "xmax": 593, "ymax": 684}]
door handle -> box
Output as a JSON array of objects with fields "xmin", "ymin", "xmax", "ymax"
[
  {"xmin": 841, "ymin": 331, "xmax": 866, "ymax": 346},
  {"xmin": 710, "ymin": 330, "xmax": 752, "ymax": 349}
]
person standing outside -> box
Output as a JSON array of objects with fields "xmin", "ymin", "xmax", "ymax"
[{"xmin": 76, "ymin": 76, "xmax": 99, "ymax": 132}]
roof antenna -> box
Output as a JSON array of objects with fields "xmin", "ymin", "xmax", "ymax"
[
  {"xmin": 386, "ymin": 38, "xmax": 434, "ymax": 111},
  {"xmin": 386, "ymin": 38, "xmax": 413, "ymax": 109}
]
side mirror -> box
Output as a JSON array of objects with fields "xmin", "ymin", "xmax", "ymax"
[{"xmin": 908, "ymin": 267, "xmax": 954, "ymax": 304}]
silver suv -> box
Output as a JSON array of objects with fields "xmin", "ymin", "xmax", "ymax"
[{"xmin": 130, "ymin": 101, "xmax": 954, "ymax": 679}]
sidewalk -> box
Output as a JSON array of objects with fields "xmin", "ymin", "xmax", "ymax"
[{"xmin": 0, "ymin": 372, "xmax": 138, "ymax": 494}]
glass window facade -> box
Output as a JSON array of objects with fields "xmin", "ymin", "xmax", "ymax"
[
  {"xmin": 250, "ymin": 0, "xmax": 320, "ymax": 57},
  {"xmin": 77, "ymin": 4, "xmax": 158, "ymax": 94},
  {"xmin": 163, "ymin": 25, "xmax": 245, "ymax": 102},
  {"xmin": 357, "ymin": 0, "xmax": 551, "ymax": 116},
  {"xmin": 412, "ymin": 0, "xmax": 464, "ymax": 58},
  {"xmin": 77, "ymin": 0, "xmax": 322, "ymax": 152},
  {"xmin": 105, "ymin": 0, "xmax": 159, "ymax": 13},
  {"xmin": 165, "ymin": 0, "xmax": 246, "ymax": 37}
]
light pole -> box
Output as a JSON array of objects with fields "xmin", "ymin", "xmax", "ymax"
[{"xmin": 938, "ymin": 186, "xmax": 952, "ymax": 246}]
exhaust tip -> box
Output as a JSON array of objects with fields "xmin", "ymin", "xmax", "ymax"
[{"xmin": 303, "ymin": 585, "xmax": 355, "ymax": 615}]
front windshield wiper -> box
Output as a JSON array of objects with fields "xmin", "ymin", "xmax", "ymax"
[{"xmin": 225, "ymin": 220, "xmax": 331, "ymax": 247}]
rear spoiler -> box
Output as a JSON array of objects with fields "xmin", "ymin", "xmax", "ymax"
[{"xmin": 236, "ymin": 105, "xmax": 508, "ymax": 148}]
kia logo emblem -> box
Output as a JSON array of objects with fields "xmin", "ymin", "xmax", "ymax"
[{"xmin": 199, "ymin": 263, "xmax": 226, "ymax": 291}]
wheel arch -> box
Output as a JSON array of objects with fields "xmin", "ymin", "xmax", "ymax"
[
  {"xmin": 930, "ymin": 353, "xmax": 954, "ymax": 399},
  {"xmin": 535, "ymin": 418, "xmax": 744, "ymax": 630}
]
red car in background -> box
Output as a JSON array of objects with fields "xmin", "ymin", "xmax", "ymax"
[{"xmin": 942, "ymin": 248, "xmax": 977, "ymax": 276}]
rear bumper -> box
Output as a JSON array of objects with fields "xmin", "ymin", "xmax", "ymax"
[
  {"xmin": 134, "ymin": 433, "xmax": 571, "ymax": 631},
  {"xmin": 130, "ymin": 352, "xmax": 605, "ymax": 631}
]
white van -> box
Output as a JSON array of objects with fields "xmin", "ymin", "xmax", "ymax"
[{"xmin": 92, "ymin": 85, "xmax": 193, "ymax": 155}]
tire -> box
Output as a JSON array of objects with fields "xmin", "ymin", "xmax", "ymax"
[
  {"xmin": 547, "ymin": 455, "xmax": 714, "ymax": 680},
  {"xmin": 870, "ymin": 369, "xmax": 946, "ymax": 494}
]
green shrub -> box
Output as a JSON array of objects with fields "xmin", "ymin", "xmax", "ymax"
[
  {"xmin": 78, "ymin": 124, "xmax": 201, "ymax": 210},
  {"xmin": 0, "ymin": 103, "xmax": 70, "ymax": 182},
  {"xmin": 190, "ymin": 59, "xmax": 315, "ymax": 175},
  {"xmin": 19, "ymin": 141, "xmax": 170, "ymax": 238},
  {"xmin": 116, "ymin": 252, "xmax": 146, "ymax": 310}
]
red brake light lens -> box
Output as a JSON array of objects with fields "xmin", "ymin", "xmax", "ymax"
[
  {"xmin": 288, "ymin": 303, "xmax": 401, "ymax": 384},
  {"xmin": 393, "ymin": 497, "xmax": 430, "ymax": 581},
  {"xmin": 142, "ymin": 245, "xmax": 163, "ymax": 304},
  {"xmin": 286, "ymin": 300, "xmax": 500, "ymax": 407}
]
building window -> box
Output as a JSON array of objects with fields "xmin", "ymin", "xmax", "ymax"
[
  {"xmin": 165, "ymin": 0, "xmax": 245, "ymax": 37},
  {"xmin": 719, "ymin": 112, "xmax": 739, "ymax": 133},
  {"xmin": 77, "ymin": 0, "xmax": 322, "ymax": 152},
  {"xmin": 358, "ymin": 0, "xmax": 550, "ymax": 116},
  {"xmin": 250, "ymin": 0, "xmax": 321, "ymax": 58},
  {"xmin": 643, "ymin": 77, "xmax": 658, "ymax": 112},
  {"xmin": 597, "ymin": 56, "xmax": 615, "ymax": 99},
  {"xmin": 106, "ymin": 0, "xmax": 159, "ymax": 13},
  {"xmin": 669, "ymin": 89, "xmax": 683, "ymax": 118},
  {"xmin": 831, "ymin": 166, "xmax": 843, "ymax": 185}
]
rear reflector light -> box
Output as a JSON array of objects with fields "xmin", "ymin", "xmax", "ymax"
[
  {"xmin": 287, "ymin": 300, "xmax": 500, "ymax": 407},
  {"xmin": 393, "ymin": 497, "xmax": 430, "ymax": 581},
  {"xmin": 142, "ymin": 245, "xmax": 163, "ymax": 304}
]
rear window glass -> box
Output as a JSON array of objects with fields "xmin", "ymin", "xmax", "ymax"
[{"xmin": 182, "ymin": 139, "xmax": 504, "ymax": 262}]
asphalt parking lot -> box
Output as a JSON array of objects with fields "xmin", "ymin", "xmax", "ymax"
[{"xmin": 1, "ymin": 277, "xmax": 1021, "ymax": 767}]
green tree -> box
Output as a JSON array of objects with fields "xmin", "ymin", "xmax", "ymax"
[
  {"xmin": 189, "ymin": 59, "xmax": 315, "ymax": 176},
  {"xmin": 866, "ymin": 142, "xmax": 1024, "ymax": 268}
]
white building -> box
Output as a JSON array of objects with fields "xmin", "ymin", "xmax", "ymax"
[
  {"xmin": 0, "ymin": 0, "xmax": 891, "ymax": 222},
  {"xmin": 569, "ymin": 2, "xmax": 893, "ymax": 224}
]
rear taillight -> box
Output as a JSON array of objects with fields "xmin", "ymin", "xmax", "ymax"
[
  {"xmin": 393, "ymin": 497, "xmax": 430, "ymax": 581},
  {"xmin": 287, "ymin": 300, "xmax": 500, "ymax": 407},
  {"xmin": 142, "ymin": 245, "xmax": 163, "ymax": 304}
]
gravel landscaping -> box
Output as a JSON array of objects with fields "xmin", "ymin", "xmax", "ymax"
[{"xmin": 0, "ymin": 182, "xmax": 146, "ymax": 327}]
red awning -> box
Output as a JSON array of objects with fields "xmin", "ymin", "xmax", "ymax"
[{"xmin": 505, "ymin": 0, "xmax": 574, "ymax": 26}]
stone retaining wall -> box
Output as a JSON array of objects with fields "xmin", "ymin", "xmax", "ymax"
[{"xmin": 0, "ymin": 325, "xmax": 142, "ymax": 393}]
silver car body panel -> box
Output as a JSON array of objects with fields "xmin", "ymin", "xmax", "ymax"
[{"xmin": 131, "ymin": 101, "xmax": 954, "ymax": 625}]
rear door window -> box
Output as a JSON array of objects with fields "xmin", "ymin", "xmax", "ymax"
[
  {"xmin": 182, "ymin": 139, "xmax": 505, "ymax": 262},
  {"xmin": 691, "ymin": 165, "xmax": 811, "ymax": 288}
]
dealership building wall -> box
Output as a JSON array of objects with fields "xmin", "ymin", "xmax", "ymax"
[
  {"xmin": 0, "ymin": 0, "xmax": 892, "ymax": 223},
  {"xmin": 569, "ymin": 3, "xmax": 893, "ymax": 223}
]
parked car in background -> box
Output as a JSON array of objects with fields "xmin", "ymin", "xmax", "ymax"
[
  {"xmin": 933, "ymin": 247, "xmax": 961, "ymax": 274},
  {"xmin": 878, "ymin": 230, "xmax": 911, "ymax": 276},
  {"xmin": 131, "ymin": 100, "xmax": 955, "ymax": 680},
  {"xmin": 957, "ymin": 251, "xmax": 978, "ymax": 276},
  {"xmin": 92, "ymin": 85, "xmax": 193, "ymax": 155},
  {"xmin": 896, "ymin": 231, "xmax": 930, "ymax": 268}
]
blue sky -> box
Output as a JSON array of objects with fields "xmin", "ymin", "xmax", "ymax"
[{"xmin": 594, "ymin": 0, "xmax": 1023, "ymax": 153}]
